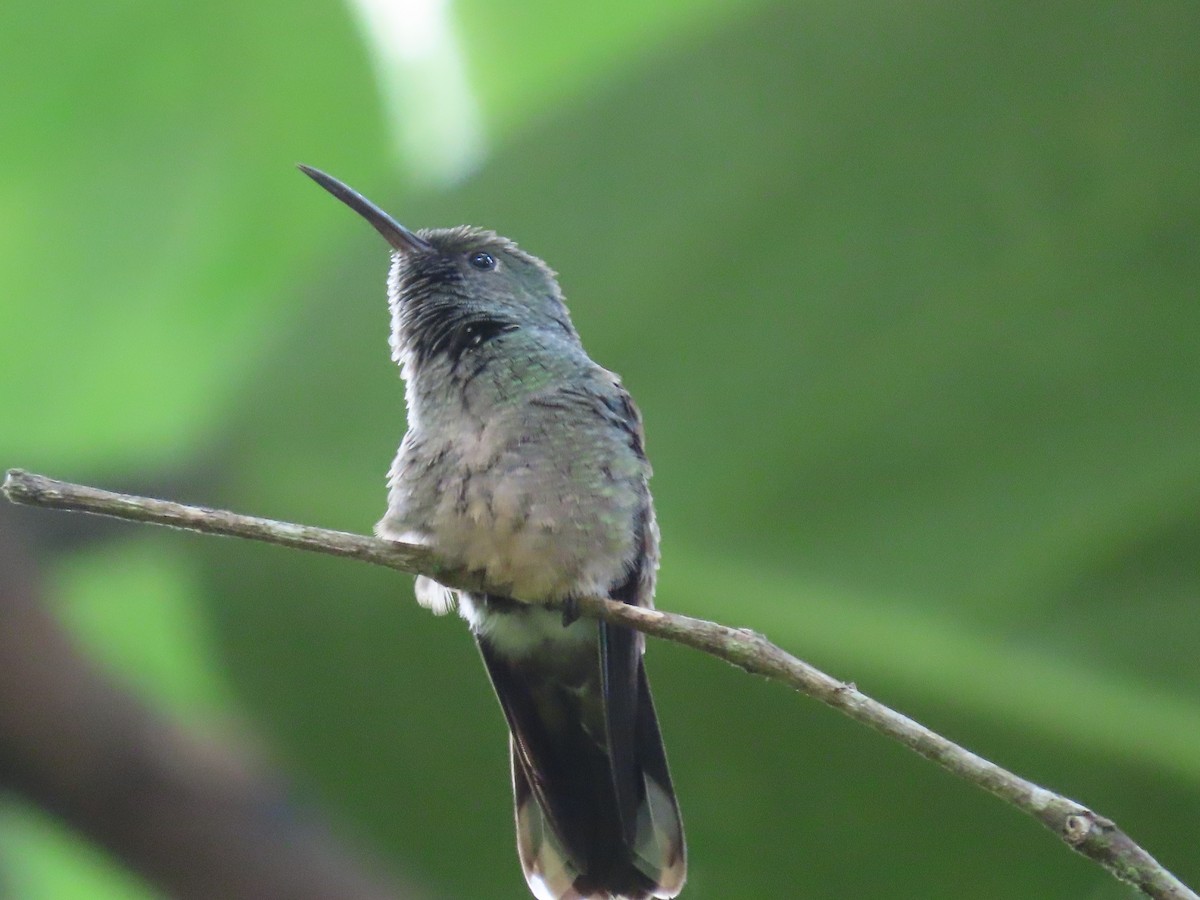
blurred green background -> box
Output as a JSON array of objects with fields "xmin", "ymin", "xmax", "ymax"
[{"xmin": 2, "ymin": 0, "xmax": 1198, "ymax": 897}]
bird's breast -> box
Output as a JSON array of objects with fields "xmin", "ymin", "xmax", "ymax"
[{"xmin": 383, "ymin": 384, "xmax": 648, "ymax": 604}]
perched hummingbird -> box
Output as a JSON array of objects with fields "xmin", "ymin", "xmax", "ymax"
[{"xmin": 299, "ymin": 166, "xmax": 686, "ymax": 900}]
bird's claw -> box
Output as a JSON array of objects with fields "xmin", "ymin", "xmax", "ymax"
[{"xmin": 561, "ymin": 596, "xmax": 580, "ymax": 628}]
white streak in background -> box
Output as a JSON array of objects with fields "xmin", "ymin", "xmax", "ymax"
[{"xmin": 346, "ymin": 0, "xmax": 486, "ymax": 185}]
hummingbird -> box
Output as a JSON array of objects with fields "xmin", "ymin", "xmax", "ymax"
[{"xmin": 299, "ymin": 165, "xmax": 686, "ymax": 900}]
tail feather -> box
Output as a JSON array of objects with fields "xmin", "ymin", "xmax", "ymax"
[
  {"xmin": 514, "ymin": 757, "xmax": 584, "ymax": 900},
  {"xmin": 475, "ymin": 615, "xmax": 685, "ymax": 899},
  {"xmin": 626, "ymin": 665, "xmax": 685, "ymax": 897}
]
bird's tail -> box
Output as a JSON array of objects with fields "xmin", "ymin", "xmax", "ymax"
[{"xmin": 476, "ymin": 619, "xmax": 685, "ymax": 900}]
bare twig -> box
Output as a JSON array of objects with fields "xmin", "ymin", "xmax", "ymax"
[{"xmin": 4, "ymin": 468, "xmax": 1195, "ymax": 900}]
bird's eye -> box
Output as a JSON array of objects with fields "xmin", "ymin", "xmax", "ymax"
[{"xmin": 469, "ymin": 251, "xmax": 496, "ymax": 271}]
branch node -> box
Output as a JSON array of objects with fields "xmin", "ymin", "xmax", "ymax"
[{"xmin": 1063, "ymin": 813, "xmax": 1095, "ymax": 846}]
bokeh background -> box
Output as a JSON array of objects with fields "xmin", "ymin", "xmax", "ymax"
[{"xmin": 2, "ymin": 1, "xmax": 1198, "ymax": 897}]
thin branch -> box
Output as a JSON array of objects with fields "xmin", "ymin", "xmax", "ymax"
[{"xmin": 4, "ymin": 468, "xmax": 1195, "ymax": 900}]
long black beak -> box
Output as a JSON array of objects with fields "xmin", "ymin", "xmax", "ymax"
[{"xmin": 297, "ymin": 164, "xmax": 434, "ymax": 254}]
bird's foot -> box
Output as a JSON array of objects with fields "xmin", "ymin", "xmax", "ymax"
[{"xmin": 561, "ymin": 596, "xmax": 580, "ymax": 628}]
